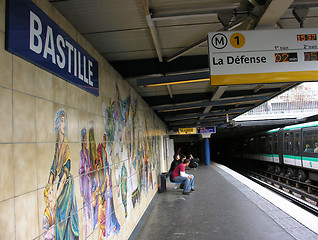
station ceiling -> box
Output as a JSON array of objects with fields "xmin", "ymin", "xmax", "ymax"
[{"xmin": 50, "ymin": 0, "xmax": 318, "ymax": 137}]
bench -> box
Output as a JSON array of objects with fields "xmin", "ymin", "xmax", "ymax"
[{"xmin": 168, "ymin": 170, "xmax": 183, "ymax": 189}]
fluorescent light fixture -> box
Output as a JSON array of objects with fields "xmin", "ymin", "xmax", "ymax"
[{"xmin": 137, "ymin": 71, "xmax": 210, "ymax": 87}]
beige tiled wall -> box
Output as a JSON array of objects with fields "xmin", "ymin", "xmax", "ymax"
[{"xmin": 0, "ymin": 0, "xmax": 166, "ymax": 239}]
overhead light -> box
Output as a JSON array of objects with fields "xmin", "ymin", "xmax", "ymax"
[
  {"xmin": 137, "ymin": 71, "xmax": 210, "ymax": 87},
  {"xmin": 144, "ymin": 78, "xmax": 209, "ymax": 87}
]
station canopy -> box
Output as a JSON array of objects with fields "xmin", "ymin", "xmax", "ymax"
[{"xmin": 51, "ymin": 0, "xmax": 318, "ymax": 137}]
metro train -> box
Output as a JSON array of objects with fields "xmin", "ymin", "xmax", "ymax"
[{"xmin": 238, "ymin": 121, "xmax": 318, "ymax": 183}]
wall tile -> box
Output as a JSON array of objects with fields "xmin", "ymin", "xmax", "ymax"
[
  {"xmin": 13, "ymin": 143, "xmax": 37, "ymax": 196},
  {"xmin": 0, "ymin": 144, "xmax": 14, "ymax": 201},
  {"xmin": 13, "ymin": 56, "xmax": 36, "ymax": 95},
  {"xmin": 13, "ymin": 91, "xmax": 36, "ymax": 143},
  {"xmin": 35, "ymin": 98, "xmax": 54, "ymax": 143},
  {"xmin": 88, "ymin": 93, "xmax": 98, "ymax": 114},
  {"xmin": 77, "ymin": 89, "xmax": 89, "ymax": 112},
  {"xmin": 69, "ymin": 142, "xmax": 80, "ymax": 178},
  {"xmin": 52, "ymin": 75, "xmax": 66, "ymax": 105},
  {"xmin": 36, "ymin": 188, "xmax": 47, "ymax": 240},
  {"xmin": 0, "ymin": 0, "xmax": 5, "ymax": 33},
  {"xmin": 0, "ymin": 33, "xmax": 13, "ymax": 89},
  {"xmin": 98, "ymin": 66, "xmax": 107, "ymax": 97},
  {"xmin": 15, "ymin": 191, "xmax": 39, "ymax": 240},
  {"xmin": 66, "ymin": 82, "xmax": 78, "ymax": 109},
  {"xmin": 94, "ymin": 115, "xmax": 104, "ymax": 143},
  {"xmin": 36, "ymin": 143, "xmax": 54, "ymax": 191},
  {"xmin": 0, "ymin": 198, "xmax": 15, "ymax": 239},
  {"xmin": 0, "ymin": 87, "xmax": 12, "ymax": 143},
  {"xmin": 67, "ymin": 107, "xmax": 79, "ymax": 143},
  {"xmin": 78, "ymin": 110, "xmax": 89, "ymax": 136},
  {"xmin": 34, "ymin": 67, "xmax": 53, "ymax": 101},
  {"xmin": 106, "ymin": 76, "xmax": 116, "ymax": 98}
]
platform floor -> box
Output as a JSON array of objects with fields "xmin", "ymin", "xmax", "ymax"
[{"xmin": 129, "ymin": 163, "xmax": 318, "ymax": 240}]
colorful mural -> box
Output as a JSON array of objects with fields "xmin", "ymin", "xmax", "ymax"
[
  {"xmin": 79, "ymin": 127, "xmax": 93, "ymax": 239},
  {"xmin": 1, "ymin": 1, "xmax": 168, "ymax": 239},
  {"xmin": 42, "ymin": 85, "xmax": 161, "ymax": 239},
  {"xmin": 43, "ymin": 108, "xmax": 79, "ymax": 240}
]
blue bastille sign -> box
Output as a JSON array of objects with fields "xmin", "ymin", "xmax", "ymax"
[{"xmin": 6, "ymin": 0, "xmax": 99, "ymax": 96}]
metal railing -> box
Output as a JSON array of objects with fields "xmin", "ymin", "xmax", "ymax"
[{"xmin": 236, "ymin": 83, "xmax": 318, "ymax": 120}]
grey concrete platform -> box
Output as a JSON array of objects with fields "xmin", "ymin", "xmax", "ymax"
[{"xmin": 129, "ymin": 163, "xmax": 318, "ymax": 240}]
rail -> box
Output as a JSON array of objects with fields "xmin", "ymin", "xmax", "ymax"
[{"xmin": 235, "ymin": 167, "xmax": 318, "ymax": 217}]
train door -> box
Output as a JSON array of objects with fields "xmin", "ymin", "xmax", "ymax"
[
  {"xmin": 265, "ymin": 134, "xmax": 273, "ymax": 162},
  {"xmin": 291, "ymin": 130, "xmax": 301, "ymax": 167},
  {"xmin": 272, "ymin": 132, "xmax": 279, "ymax": 163},
  {"xmin": 283, "ymin": 130, "xmax": 296, "ymax": 166},
  {"xmin": 278, "ymin": 128, "xmax": 284, "ymax": 164},
  {"xmin": 302, "ymin": 127, "xmax": 318, "ymax": 171}
]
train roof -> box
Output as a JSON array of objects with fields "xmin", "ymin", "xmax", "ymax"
[
  {"xmin": 267, "ymin": 128, "xmax": 280, "ymax": 133},
  {"xmin": 265, "ymin": 121, "xmax": 318, "ymax": 134},
  {"xmin": 283, "ymin": 120, "xmax": 318, "ymax": 130}
]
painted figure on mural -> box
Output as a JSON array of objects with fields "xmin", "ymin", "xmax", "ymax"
[
  {"xmin": 102, "ymin": 134, "xmax": 108, "ymax": 174},
  {"xmin": 121, "ymin": 162, "xmax": 128, "ymax": 218},
  {"xmin": 47, "ymin": 107, "xmax": 79, "ymax": 239},
  {"xmin": 102, "ymin": 133, "xmax": 121, "ymax": 237},
  {"xmin": 42, "ymin": 184, "xmax": 55, "ymax": 240},
  {"xmin": 89, "ymin": 121, "xmax": 98, "ymax": 171},
  {"xmin": 79, "ymin": 127, "xmax": 93, "ymax": 239},
  {"xmin": 105, "ymin": 161, "xmax": 121, "ymax": 237}
]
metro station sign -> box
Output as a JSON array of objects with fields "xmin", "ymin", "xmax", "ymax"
[
  {"xmin": 178, "ymin": 128, "xmax": 197, "ymax": 135},
  {"xmin": 208, "ymin": 28, "xmax": 318, "ymax": 86},
  {"xmin": 6, "ymin": 0, "xmax": 99, "ymax": 96},
  {"xmin": 197, "ymin": 127, "xmax": 216, "ymax": 134}
]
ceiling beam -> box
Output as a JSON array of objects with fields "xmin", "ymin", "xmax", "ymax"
[
  {"xmin": 136, "ymin": 71, "xmax": 210, "ymax": 87},
  {"xmin": 166, "ymin": 85, "xmax": 173, "ymax": 98},
  {"xmin": 144, "ymin": 92, "xmax": 211, "ymax": 107},
  {"xmin": 198, "ymin": 86, "xmax": 228, "ymax": 124},
  {"xmin": 256, "ymin": 0, "xmax": 294, "ymax": 27},
  {"xmin": 253, "ymin": 84, "xmax": 265, "ymax": 93},
  {"xmin": 152, "ymin": 12, "xmax": 218, "ymax": 22},
  {"xmin": 109, "ymin": 55, "xmax": 209, "ymax": 78},
  {"xmin": 153, "ymin": 95, "xmax": 270, "ymax": 112},
  {"xmin": 164, "ymin": 108, "xmax": 248, "ymax": 122},
  {"xmin": 169, "ymin": 116, "xmax": 233, "ymax": 127},
  {"xmin": 141, "ymin": 0, "xmax": 163, "ymax": 62},
  {"xmin": 201, "ymin": 86, "xmax": 228, "ymax": 114}
]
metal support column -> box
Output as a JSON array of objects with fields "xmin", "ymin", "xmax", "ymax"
[{"xmin": 205, "ymin": 138, "xmax": 210, "ymax": 165}]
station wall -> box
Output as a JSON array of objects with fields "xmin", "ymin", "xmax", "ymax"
[{"xmin": 0, "ymin": 0, "xmax": 167, "ymax": 239}]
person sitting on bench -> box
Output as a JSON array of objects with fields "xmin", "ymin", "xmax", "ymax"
[
  {"xmin": 188, "ymin": 154, "xmax": 199, "ymax": 169},
  {"xmin": 171, "ymin": 159, "xmax": 194, "ymax": 195},
  {"xmin": 169, "ymin": 154, "xmax": 181, "ymax": 173}
]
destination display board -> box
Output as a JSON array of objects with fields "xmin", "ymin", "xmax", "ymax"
[
  {"xmin": 208, "ymin": 28, "xmax": 318, "ymax": 85},
  {"xmin": 197, "ymin": 127, "xmax": 216, "ymax": 134},
  {"xmin": 178, "ymin": 127, "xmax": 216, "ymax": 135},
  {"xmin": 179, "ymin": 128, "xmax": 197, "ymax": 135}
]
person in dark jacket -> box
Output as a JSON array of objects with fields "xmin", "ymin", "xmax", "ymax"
[
  {"xmin": 169, "ymin": 154, "xmax": 181, "ymax": 173},
  {"xmin": 188, "ymin": 154, "xmax": 199, "ymax": 169}
]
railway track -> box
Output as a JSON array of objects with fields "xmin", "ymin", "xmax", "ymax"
[{"xmin": 238, "ymin": 168, "xmax": 318, "ymax": 217}]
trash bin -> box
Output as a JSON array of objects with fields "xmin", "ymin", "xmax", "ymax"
[{"xmin": 158, "ymin": 173, "xmax": 167, "ymax": 193}]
